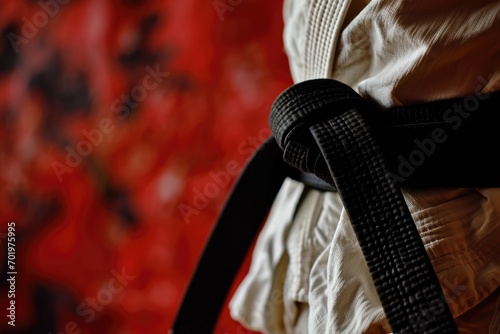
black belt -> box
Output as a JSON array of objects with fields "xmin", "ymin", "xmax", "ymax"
[{"xmin": 171, "ymin": 79, "xmax": 500, "ymax": 334}]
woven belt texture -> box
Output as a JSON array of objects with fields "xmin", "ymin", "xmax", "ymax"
[{"xmin": 270, "ymin": 78, "xmax": 458, "ymax": 334}]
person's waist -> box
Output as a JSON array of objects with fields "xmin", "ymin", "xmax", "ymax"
[{"xmin": 288, "ymin": 89, "xmax": 500, "ymax": 191}]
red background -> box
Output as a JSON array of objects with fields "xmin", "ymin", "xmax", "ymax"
[{"xmin": 0, "ymin": 0, "xmax": 293, "ymax": 333}]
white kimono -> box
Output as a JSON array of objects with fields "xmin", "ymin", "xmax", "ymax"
[{"xmin": 229, "ymin": 0, "xmax": 500, "ymax": 333}]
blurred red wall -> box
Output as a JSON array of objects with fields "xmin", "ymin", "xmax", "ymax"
[{"xmin": 0, "ymin": 0, "xmax": 293, "ymax": 333}]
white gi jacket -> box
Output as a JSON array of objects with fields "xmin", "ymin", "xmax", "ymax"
[{"xmin": 229, "ymin": 0, "xmax": 500, "ymax": 333}]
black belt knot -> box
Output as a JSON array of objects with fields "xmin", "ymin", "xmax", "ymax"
[{"xmin": 270, "ymin": 79, "xmax": 377, "ymax": 187}]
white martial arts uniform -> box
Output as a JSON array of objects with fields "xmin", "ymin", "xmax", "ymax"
[{"xmin": 229, "ymin": 0, "xmax": 500, "ymax": 333}]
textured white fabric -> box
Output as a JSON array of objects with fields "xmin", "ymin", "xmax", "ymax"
[
  {"xmin": 283, "ymin": 0, "xmax": 500, "ymax": 107},
  {"xmin": 229, "ymin": 0, "xmax": 500, "ymax": 333},
  {"xmin": 228, "ymin": 178, "xmax": 305, "ymax": 334}
]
